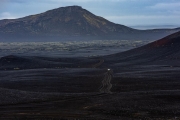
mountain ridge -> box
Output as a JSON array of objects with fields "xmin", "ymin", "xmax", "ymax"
[
  {"xmin": 102, "ymin": 30, "xmax": 180, "ymax": 69},
  {"xmin": 0, "ymin": 6, "xmax": 179, "ymax": 42}
]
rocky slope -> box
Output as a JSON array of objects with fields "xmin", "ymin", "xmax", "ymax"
[{"xmin": 0, "ymin": 6, "xmax": 179, "ymax": 41}]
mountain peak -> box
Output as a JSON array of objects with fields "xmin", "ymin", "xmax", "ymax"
[
  {"xmin": 0, "ymin": 6, "xmax": 179, "ymax": 42},
  {"xmin": 48, "ymin": 5, "xmax": 84, "ymax": 14},
  {"xmin": 61, "ymin": 5, "xmax": 83, "ymax": 10}
]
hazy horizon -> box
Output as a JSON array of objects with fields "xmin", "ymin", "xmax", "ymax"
[{"xmin": 130, "ymin": 24, "xmax": 180, "ymax": 30}]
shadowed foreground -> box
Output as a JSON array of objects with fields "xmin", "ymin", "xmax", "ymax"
[
  {"xmin": 0, "ymin": 59, "xmax": 180, "ymax": 119},
  {"xmin": 0, "ymin": 32, "xmax": 180, "ymax": 119}
]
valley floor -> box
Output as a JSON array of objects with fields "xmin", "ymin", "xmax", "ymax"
[{"xmin": 0, "ymin": 64, "xmax": 180, "ymax": 119}]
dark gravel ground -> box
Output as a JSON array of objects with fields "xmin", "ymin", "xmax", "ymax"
[{"xmin": 0, "ymin": 66, "xmax": 180, "ymax": 120}]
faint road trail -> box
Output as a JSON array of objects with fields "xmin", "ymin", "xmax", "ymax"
[
  {"xmin": 91, "ymin": 58, "xmax": 113, "ymax": 93},
  {"xmin": 100, "ymin": 69, "xmax": 113, "ymax": 93},
  {"xmin": 92, "ymin": 59, "xmax": 104, "ymax": 68}
]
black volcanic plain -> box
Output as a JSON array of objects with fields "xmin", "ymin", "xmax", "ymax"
[{"xmin": 0, "ymin": 6, "xmax": 180, "ymax": 120}]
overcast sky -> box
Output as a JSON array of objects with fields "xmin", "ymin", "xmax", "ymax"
[{"xmin": 0, "ymin": 0, "xmax": 180, "ymax": 29}]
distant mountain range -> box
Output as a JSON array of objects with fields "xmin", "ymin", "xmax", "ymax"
[{"xmin": 0, "ymin": 6, "xmax": 180, "ymax": 42}]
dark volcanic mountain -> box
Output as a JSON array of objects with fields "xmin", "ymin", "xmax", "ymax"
[
  {"xmin": 103, "ymin": 31, "xmax": 180, "ymax": 69},
  {"xmin": 0, "ymin": 5, "xmax": 179, "ymax": 41}
]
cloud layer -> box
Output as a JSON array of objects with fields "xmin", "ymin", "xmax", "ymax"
[{"xmin": 149, "ymin": 2, "xmax": 180, "ymax": 10}]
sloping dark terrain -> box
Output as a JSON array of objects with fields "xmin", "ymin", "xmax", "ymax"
[
  {"xmin": 0, "ymin": 55, "xmax": 100, "ymax": 70},
  {"xmin": 0, "ymin": 6, "xmax": 179, "ymax": 42},
  {"xmin": 102, "ymin": 31, "xmax": 180, "ymax": 68},
  {"xmin": 0, "ymin": 32, "xmax": 180, "ymax": 119}
]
